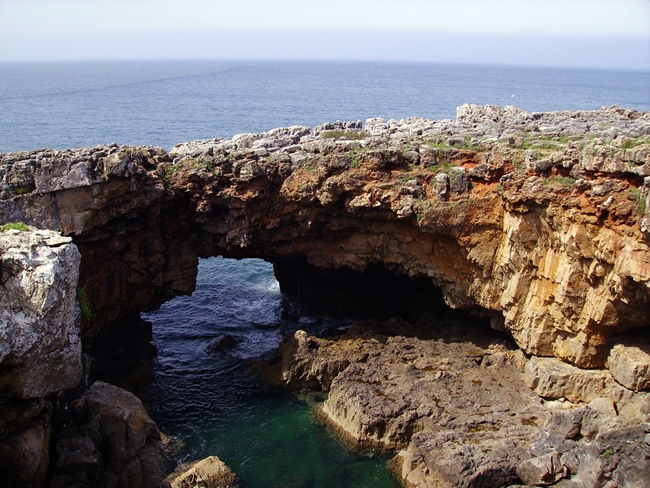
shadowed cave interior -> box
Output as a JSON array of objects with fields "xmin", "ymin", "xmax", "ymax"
[{"xmin": 88, "ymin": 256, "xmax": 497, "ymax": 390}]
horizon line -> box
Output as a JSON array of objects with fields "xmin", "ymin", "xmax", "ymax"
[{"xmin": 2, "ymin": 57, "xmax": 649, "ymax": 74}]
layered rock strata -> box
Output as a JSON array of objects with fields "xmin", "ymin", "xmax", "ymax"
[
  {"xmin": 1, "ymin": 105, "xmax": 650, "ymax": 486},
  {"xmin": 2, "ymin": 105, "xmax": 648, "ymax": 368}
]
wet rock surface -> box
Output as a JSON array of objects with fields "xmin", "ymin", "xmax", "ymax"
[
  {"xmin": 271, "ymin": 317, "xmax": 650, "ymax": 487},
  {"xmin": 163, "ymin": 455, "xmax": 239, "ymax": 488}
]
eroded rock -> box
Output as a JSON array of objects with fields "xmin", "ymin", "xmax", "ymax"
[
  {"xmin": 1, "ymin": 106, "xmax": 650, "ymax": 487},
  {"xmin": 608, "ymin": 344, "xmax": 650, "ymax": 391},
  {"xmin": 273, "ymin": 318, "xmax": 650, "ymax": 488},
  {"xmin": 83, "ymin": 381, "xmax": 165, "ymax": 488},
  {"xmin": 523, "ymin": 356, "xmax": 613, "ymax": 403},
  {"xmin": 164, "ymin": 455, "xmax": 239, "ymax": 488},
  {"xmin": 0, "ymin": 228, "xmax": 82, "ymax": 399}
]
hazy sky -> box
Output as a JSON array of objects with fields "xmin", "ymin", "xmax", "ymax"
[{"xmin": 1, "ymin": 0, "xmax": 649, "ymax": 70}]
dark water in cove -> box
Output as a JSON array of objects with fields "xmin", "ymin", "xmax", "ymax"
[
  {"xmin": 2, "ymin": 60, "xmax": 649, "ymax": 486},
  {"xmin": 141, "ymin": 258, "xmax": 393, "ymax": 487}
]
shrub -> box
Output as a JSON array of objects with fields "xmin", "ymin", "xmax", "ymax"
[
  {"xmin": 76, "ymin": 287, "xmax": 93, "ymax": 319},
  {"xmin": 0, "ymin": 222, "xmax": 29, "ymax": 232}
]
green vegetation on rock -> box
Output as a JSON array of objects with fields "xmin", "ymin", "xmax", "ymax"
[
  {"xmin": 543, "ymin": 176, "xmax": 576, "ymax": 188},
  {"xmin": 76, "ymin": 287, "xmax": 93, "ymax": 319},
  {"xmin": 320, "ymin": 130, "xmax": 369, "ymax": 140},
  {"xmin": 0, "ymin": 222, "xmax": 29, "ymax": 232}
]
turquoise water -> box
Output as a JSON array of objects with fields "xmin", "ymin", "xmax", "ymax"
[
  {"xmin": 141, "ymin": 257, "xmax": 398, "ymax": 487},
  {"xmin": 205, "ymin": 393, "xmax": 395, "ymax": 488}
]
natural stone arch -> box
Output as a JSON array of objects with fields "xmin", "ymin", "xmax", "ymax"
[{"xmin": 1, "ymin": 106, "xmax": 649, "ymax": 370}]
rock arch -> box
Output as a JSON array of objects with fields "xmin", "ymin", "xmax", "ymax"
[{"xmin": 2, "ymin": 106, "xmax": 649, "ymax": 370}]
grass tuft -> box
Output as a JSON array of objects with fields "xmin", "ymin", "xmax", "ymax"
[
  {"xmin": 0, "ymin": 222, "xmax": 30, "ymax": 232},
  {"xmin": 76, "ymin": 287, "xmax": 93, "ymax": 319},
  {"xmin": 320, "ymin": 130, "xmax": 369, "ymax": 140}
]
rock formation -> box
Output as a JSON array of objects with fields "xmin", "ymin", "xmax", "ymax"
[
  {"xmin": 163, "ymin": 455, "xmax": 239, "ymax": 488},
  {"xmin": 1, "ymin": 104, "xmax": 649, "ymax": 486},
  {"xmin": 269, "ymin": 318, "xmax": 650, "ymax": 487},
  {"xmin": 47, "ymin": 380, "xmax": 165, "ymax": 488},
  {"xmin": 0, "ymin": 229, "xmax": 165, "ymax": 488},
  {"xmin": 0, "ymin": 228, "xmax": 82, "ymax": 488}
]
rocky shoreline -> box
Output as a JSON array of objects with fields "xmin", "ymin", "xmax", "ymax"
[
  {"xmin": 268, "ymin": 316, "xmax": 649, "ymax": 487},
  {"xmin": 1, "ymin": 104, "xmax": 649, "ymax": 487}
]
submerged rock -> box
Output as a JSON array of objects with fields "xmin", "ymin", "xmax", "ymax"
[{"xmin": 206, "ymin": 334, "xmax": 238, "ymax": 353}]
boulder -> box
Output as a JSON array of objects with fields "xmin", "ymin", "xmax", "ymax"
[
  {"xmin": 524, "ymin": 356, "xmax": 612, "ymax": 403},
  {"xmin": 84, "ymin": 381, "xmax": 165, "ymax": 488},
  {"xmin": 432, "ymin": 172, "xmax": 449, "ymax": 199},
  {"xmin": 0, "ymin": 228, "xmax": 82, "ymax": 399},
  {"xmin": 516, "ymin": 452, "xmax": 568, "ymax": 486},
  {"xmin": 164, "ymin": 455, "xmax": 239, "ymax": 488},
  {"xmin": 448, "ymin": 166, "xmax": 470, "ymax": 193},
  {"xmin": 206, "ymin": 334, "xmax": 238, "ymax": 353},
  {"xmin": 608, "ymin": 344, "xmax": 650, "ymax": 391}
]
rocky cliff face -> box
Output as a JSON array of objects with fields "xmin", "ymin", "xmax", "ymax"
[
  {"xmin": 0, "ymin": 228, "xmax": 82, "ymax": 487},
  {"xmin": 0, "ymin": 229, "xmax": 82, "ymax": 399},
  {"xmin": 0, "ymin": 229, "xmax": 165, "ymax": 488},
  {"xmin": 5, "ymin": 104, "xmax": 647, "ymax": 367},
  {"xmin": 1, "ymin": 105, "xmax": 649, "ymax": 486}
]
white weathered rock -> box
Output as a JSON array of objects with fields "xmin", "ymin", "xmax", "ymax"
[
  {"xmin": 0, "ymin": 228, "xmax": 82, "ymax": 398},
  {"xmin": 609, "ymin": 344, "xmax": 650, "ymax": 391}
]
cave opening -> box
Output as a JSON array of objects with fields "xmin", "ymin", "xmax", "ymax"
[
  {"xmin": 138, "ymin": 256, "xmax": 407, "ymax": 488},
  {"xmin": 90, "ymin": 254, "xmax": 501, "ymax": 487},
  {"xmin": 272, "ymin": 257, "xmax": 450, "ymax": 323}
]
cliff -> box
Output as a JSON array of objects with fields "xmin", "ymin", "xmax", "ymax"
[
  {"xmin": 2, "ymin": 104, "xmax": 647, "ymax": 367},
  {"xmin": 1, "ymin": 104, "xmax": 649, "ymax": 486}
]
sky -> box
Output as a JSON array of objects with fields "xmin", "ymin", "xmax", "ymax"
[{"xmin": 0, "ymin": 0, "xmax": 649, "ymax": 70}]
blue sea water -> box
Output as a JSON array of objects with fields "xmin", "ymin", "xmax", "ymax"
[
  {"xmin": 141, "ymin": 257, "xmax": 391, "ymax": 487},
  {"xmin": 0, "ymin": 60, "xmax": 648, "ymax": 153},
  {"xmin": 2, "ymin": 60, "xmax": 649, "ymax": 486}
]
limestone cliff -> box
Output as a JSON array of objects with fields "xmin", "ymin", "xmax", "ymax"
[
  {"xmin": 1, "ymin": 105, "xmax": 649, "ymax": 368},
  {"xmin": 0, "ymin": 228, "xmax": 82, "ymax": 488},
  {"xmin": 1, "ymin": 104, "xmax": 650, "ymax": 487},
  {"xmin": 0, "ymin": 229, "xmax": 165, "ymax": 488},
  {"xmin": 0, "ymin": 228, "xmax": 82, "ymax": 398}
]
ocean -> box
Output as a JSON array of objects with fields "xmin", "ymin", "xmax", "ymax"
[
  {"xmin": 1, "ymin": 60, "xmax": 648, "ymax": 153},
  {"xmin": 2, "ymin": 60, "xmax": 649, "ymax": 487}
]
